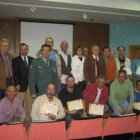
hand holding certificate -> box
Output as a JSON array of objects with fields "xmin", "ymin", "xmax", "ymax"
[
  {"xmin": 133, "ymin": 102, "xmax": 140, "ymax": 110},
  {"xmin": 67, "ymin": 99, "xmax": 83, "ymax": 111},
  {"xmin": 60, "ymin": 74, "xmax": 68, "ymax": 84},
  {"xmin": 40, "ymin": 101, "xmax": 58, "ymax": 116},
  {"xmin": 89, "ymin": 103, "xmax": 104, "ymax": 116}
]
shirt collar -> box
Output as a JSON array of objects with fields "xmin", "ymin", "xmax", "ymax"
[
  {"xmin": 93, "ymin": 55, "xmax": 99, "ymax": 60},
  {"xmin": 60, "ymin": 50, "xmax": 67, "ymax": 55},
  {"xmin": 42, "ymin": 56, "xmax": 49, "ymax": 62}
]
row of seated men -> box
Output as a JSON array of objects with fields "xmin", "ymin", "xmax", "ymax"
[{"xmin": 0, "ymin": 72, "xmax": 140, "ymax": 129}]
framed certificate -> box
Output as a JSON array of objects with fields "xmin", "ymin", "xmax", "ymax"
[
  {"xmin": 67, "ymin": 99, "xmax": 83, "ymax": 111},
  {"xmin": 60, "ymin": 74, "xmax": 68, "ymax": 84},
  {"xmin": 133, "ymin": 102, "xmax": 140, "ymax": 110},
  {"xmin": 136, "ymin": 66, "xmax": 140, "ymax": 75},
  {"xmin": 40, "ymin": 101, "xmax": 58, "ymax": 116},
  {"xmin": 88, "ymin": 104, "xmax": 104, "ymax": 116}
]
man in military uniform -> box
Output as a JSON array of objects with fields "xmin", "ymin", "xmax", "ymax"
[{"xmin": 28, "ymin": 44, "xmax": 57, "ymax": 98}]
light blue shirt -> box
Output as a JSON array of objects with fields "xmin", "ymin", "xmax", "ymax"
[{"xmin": 131, "ymin": 58, "xmax": 140, "ymax": 77}]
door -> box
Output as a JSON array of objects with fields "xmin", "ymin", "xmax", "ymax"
[{"xmin": 129, "ymin": 45, "xmax": 140, "ymax": 60}]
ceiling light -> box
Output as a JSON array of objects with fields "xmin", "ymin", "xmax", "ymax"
[
  {"xmin": 83, "ymin": 12, "xmax": 88, "ymax": 19},
  {"xmin": 30, "ymin": 7, "xmax": 37, "ymax": 12}
]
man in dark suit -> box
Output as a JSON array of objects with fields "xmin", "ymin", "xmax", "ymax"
[
  {"xmin": 12, "ymin": 43, "xmax": 33, "ymax": 117},
  {"xmin": 0, "ymin": 39, "xmax": 14, "ymax": 100}
]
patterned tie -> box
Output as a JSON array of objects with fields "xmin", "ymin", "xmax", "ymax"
[{"xmin": 4, "ymin": 54, "xmax": 12, "ymax": 79}]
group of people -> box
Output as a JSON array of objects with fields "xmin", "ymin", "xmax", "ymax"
[{"xmin": 0, "ymin": 37, "xmax": 140, "ymax": 128}]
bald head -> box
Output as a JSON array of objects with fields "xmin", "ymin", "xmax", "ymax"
[
  {"xmin": 46, "ymin": 84, "xmax": 56, "ymax": 98},
  {"xmin": 60, "ymin": 40, "xmax": 68, "ymax": 53}
]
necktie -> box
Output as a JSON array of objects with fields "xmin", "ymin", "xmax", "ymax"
[
  {"xmin": 95, "ymin": 57, "xmax": 99, "ymax": 77},
  {"xmin": 4, "ymin": 54, "xmax": 12, "ymax": 79},
  {"xmin": 24, "ymin": 56, "xmax": 28, "ymax": 67},
  {"xmin": 46, "ymin": 59, "xmax": 49, "ymax": 67}
]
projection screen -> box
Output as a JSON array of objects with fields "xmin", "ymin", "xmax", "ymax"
[{"xmin": 21, "ymin": 21, "xmax": 73, "ymax": 57}]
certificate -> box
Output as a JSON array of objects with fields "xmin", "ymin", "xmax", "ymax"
[
  {"xmin": 40, "ymin": 101, "xmax": 58, "ymax": 116},
  {"xmin": 88, "ymin": 104, "xmax": 104, "ymax": 116},
  {"xmin": 67, "ymin": 99, "xmax": 83, "ymax": 111},
  {"xmin": 133, "ymin": 102, "xmax": 140, "ymax": 110},
  {"xmin": 136, "ymin": 66, "xmax": 140, "ymax": 75},
  {"xmin": 123, "ymin": 67, "xmax": 132, "ymax": 75},
  {"xmin": 60, "ymin": 74, "xmax": 68, "ymax": 84},
  {"xmin": 71, "ymin": 67, "xmax": 83, "ymax": 79}
]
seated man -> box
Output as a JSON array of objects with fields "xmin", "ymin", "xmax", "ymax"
[
  {"xmin": 109, "ymin": 69, "xmax": 134, "ymax": 116},
  {"xmin": 83, "ymin": 76, "xmax": 109, "ymax": 114},
  {"xmin": 0, "ymin": 85, "xmax": 25, "ymax": 123},
  {"xmin": 59, "ymin": 76, "xmax": 87, "ymax": 127},
  {"xmin": 134, "ymin": 80, "xmax": 140, "ymax": 102},
  {"xmin": 31, "ymin": 84, "xmax": 65, "ymax": 121}
]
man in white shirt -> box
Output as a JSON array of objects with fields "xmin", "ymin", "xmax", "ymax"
[
  {"xmin": 31, "ymin": 84, "xmax": 65, "ymax": 122},
  {"xmin": 59, "ymin": 41, "xmax": 71, "ymax": 88}
]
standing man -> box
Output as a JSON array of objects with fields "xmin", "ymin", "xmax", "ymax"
[
  {"xmin": 59, "ymin": 40, "xmax": 71, "ymax": 87},
  {"xmin": 0, "ymin": 39, "xmax": 13, "ymax": 99},
  {"xmin": 84, "ymin": 45, "xmax": 106, "ymax": 86},
  {"xmin": 102, "ymin": 47, "xmax": 117, "ymax": 85},
  {"xmin": 82, "ymin": 47, "xmax": 89, "ymax": 58},
  {"xmin": 12, "ymin": 43, "xmax": 33, "ymax": 117},
  {"xmin": 115, "ymin": 46, "xmax": 131, "ymax": 76},
  {"xmin": 131, "ymin": 50, "xmax": 140, "ymax": 85},
  {"xmin": 29, "ymin": 44, "xmax": 57, "ymax": 97},
  {"xmin": 45, "ymin": 37, "xmax": 61, "ymax": 78},
  {"xmin": 109, "ymin": 70, "xmax": 134, "ymax": 116}
]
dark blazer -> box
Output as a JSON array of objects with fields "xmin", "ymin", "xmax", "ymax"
[
  {"xmin": 84, "ymin": 55, "xmax": 106, "ymax": 84},
  {"xmin": 12, "ymin": 56, "xmax": 33, "ymax": 92}
]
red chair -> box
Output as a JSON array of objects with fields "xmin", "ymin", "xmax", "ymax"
[
  {"xmin": 0, "ymin": 123, "xmax": 27, "ymax": 140},
  {"xmin": 67, "ymin": 118, "xmax": 103, "ymax": 139},
  {"xmin": 103, "ymin": 115, "xmax": 136, "ymax": 137},
  {"xmin": 135, "ymin": 115, "xmax": 140, "ymax": 133},
  {"xmin": 28, "ymin": 121, "xmax": 66, "ymax": 140}
]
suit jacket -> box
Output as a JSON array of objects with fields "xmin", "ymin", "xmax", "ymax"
[
  {"xmin": 12, "ymin": 56, "xmax": 33, "ymax": 92},
  {"xmin": 0, "ymin": 53, "xmax": 14, "ymax": 89},
  {"xmin": 83, "ymin": 83, "xmax": 109, "ymax": 108},
  {"xmin": 84, "ymin": 55, "xmax": 106, "ymax": 84}
]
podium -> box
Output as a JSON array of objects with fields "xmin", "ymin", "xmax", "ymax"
[
  {"xmin": 103, "ymin": 115, "xmax": 136, "ymax": 136},
  {"xmin": 28, "ymin": 121, "xmax": 66, "ymax": 140},
  {"xmin": 67, "ymin": 118, "xmax": 103, "ymax": 139},
  {"xmin": 0, "ymin": 123, "xmax": 27, "ymax": 140}
]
